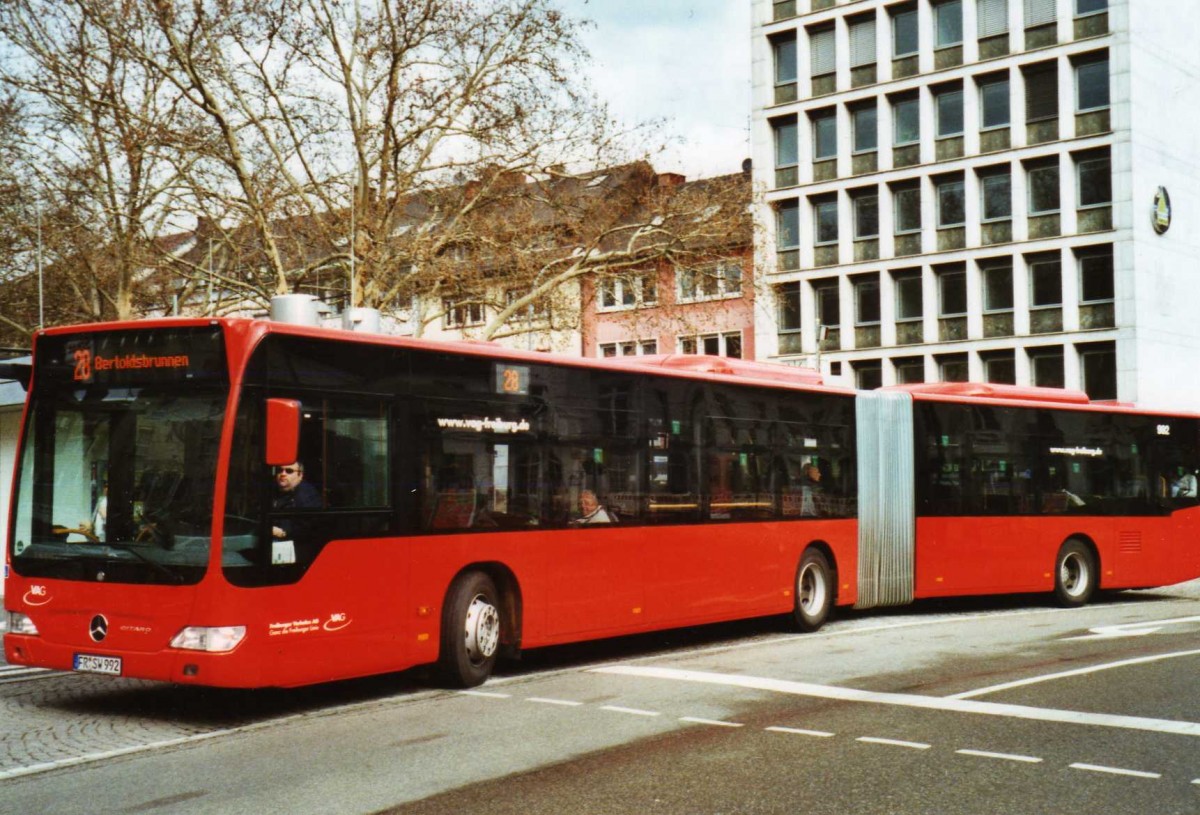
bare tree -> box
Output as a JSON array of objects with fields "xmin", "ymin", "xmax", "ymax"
[
  {"xmin": 0, "ymin": 0, "xmax": 197, "ymax": 339},
  {"xmin": 106, "ymin": 0, "xmax": 623, "ymax": 311}
]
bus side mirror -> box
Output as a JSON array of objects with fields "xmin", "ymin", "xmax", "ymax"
[{"xmin": 265, "ymin": 398, "xmax": 301, "ymax": 467}]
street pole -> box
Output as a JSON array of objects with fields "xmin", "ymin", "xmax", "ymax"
[{"xmin": 36, "ymin": 206, "xmax": 43, "ymax": 330}]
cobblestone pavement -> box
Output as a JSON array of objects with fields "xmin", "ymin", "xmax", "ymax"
[{"xmin": 0, "ymin": 667, "xmax": 428, "ymax": 777}]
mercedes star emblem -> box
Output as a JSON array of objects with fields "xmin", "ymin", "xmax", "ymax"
[{"xmin": 89, "ymin": 614, "xmax": 109, "ymax": 643}]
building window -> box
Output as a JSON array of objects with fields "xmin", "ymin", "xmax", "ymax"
[
  {"xmin": 895, "ymin": 356, "xmax": 926, "ymax": 384},
  {"xmin": 773, "ymin": 32, "xmax": 798, "ymax": 88},
  {"xmin": 893, "ymin": 182, "xmax": 922, "ymax": 233},
  {"xmin": 773, "ymin": 117, "xmax": 799, "ymax": 176},
  {"xmin": 678, "ymin": 262, "xmax": 743, "ymax": 302},
  {"xmin": 855, "ymin": 360, "xmax": 884, "ymax": 390},
  {"xmin": 892, "ymin": 7, "xmax": 919, "ymax": 57},
  {"xmin": 849, "ymin": 16, "xmax": 877, "ymax": 69},
  {"xmin": 853, "ymin": 192, "xmax": 880, "ymax": 239},
  {"xmin": 813, "ymin": 197, "xmax": 839, "ymax": 245},
  {"xmin": 980, "ymin": 169, "xmax": 1012, "ymax": 221},
  {"xmin": 1030, "ymin": 346, "xmax": 1065, "ymax": 388},
  {"xmin": 1078, "ymin": 246, "xmax": 1114, "ymax": 303},
  {"xmin": 443, "ymin": 299, "xmax": 485, "ymax": 328},
  {"xmin": 982, "ymin": 263, "xmax": 1014, "ymax": 312},
  {"xmin": 812, "ymin": 109, "xmax": 837, "ymax": 160},
  {"xmin": 939, "ymin": 269, "xmax": 967, "ymax": 317},
  {"xmin": 934, "ymin": 85, "xmax": 964, "ymax": 137},
  {"xmin": 777, "ymin": 200, "xmax": 800, "ymax": 250},
  {"xmin": 682, "ymin": 332, "xmax": 743, "ymax": 359},
  {"xmin": 1075, "ymin": 53, "xmax": 1110, "ymax": 112},
  {"xmin": 1076, "ymin": 151, "xmax": 1111, "ymax": 208},
  {"xmin": 894, "ymin": 271, "xmax": 923, "ymax": 320},
  {"xmin": 600, "ymin": 274, "xmax": 655, "ymax": 309},
  {"xmin": 809, "ymin": 26, "xmax": 835, "ymax": 80},
  {"xmin": 1027, "ymin": 159, "xmax": 1061, "ymax": 214},
  {"xmin": 935, "ymin": 176, "xmax": 966, "ymax": 228},
  {"xmin": 983, "ymin": 351, "xmax": 1016, "ymax": 384},
  {"xmin": 979, "ymin": 74, "xmax": 1011, "ymax": 129},
  {"xmin": 852, "ymin": 103, "xmax": 878, "ymax": 153},
  {"xmin": 814, "ymin": 279, "xmax": 840, "ymax": 329},
  {"xmin": 1025, "ymin": 0, "xmax": 1057, "ymax": 27},
  {"xmin": 934, "ymin": 0, "xmax": 963, "ymax": 47},
  {"xmin": 978, "ymin": 0, "xmax": 1009, "ymax": 37},
  {"xmin": 1024, "ymin": 62, "xmax": 1058, "ymax": 122},
  {"xmin": 1079, "ymin": 342, "xmax": 1116, "ymax": 400},
  {"xmin": 938, "ymin": 353, "xmax": 969, "ymax": 382},
  {"xmin": 1076, "ymin": 0, "xmax": 1107, "ymax": 14},
  {"xmin": 855, "ymin": 276, "xmax": 881, "ymax": 325},
  {"xmin": 1030, "ymin": 256, "xmax": 1062, "ymax": 307},
  {"xmin": 892, "ymin": 95, "xmax": 920, "ymax": 145},
  {"xmin": 778, "ymin": 281, "xmax": 801, "ymax": 332}
]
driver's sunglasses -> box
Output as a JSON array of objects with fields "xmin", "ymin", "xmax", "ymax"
[{"xmin": 275, "ymin": 467, "xmax": 301, "ymax": 475}]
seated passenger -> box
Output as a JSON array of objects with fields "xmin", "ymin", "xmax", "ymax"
[
  {"xmin": 573, "ymin": 489, "xmax": 614, "ymax": 525},
  {"xmin": 1171, "ymin": 469, "xmax": 1197, "ymax": 499}
]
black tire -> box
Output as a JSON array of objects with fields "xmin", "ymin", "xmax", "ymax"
[
  {"xmin": 1054, "ymin": 539, "xmax": 1097, "ymax": 607},
  {"xmin": 792, "ymin": 549, "xmax": 834, "ymax": 632},
  {"xmin": 437, "ymin": 571, "xmax": 501, "ymax": 688}
]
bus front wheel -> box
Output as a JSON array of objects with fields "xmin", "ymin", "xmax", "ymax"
[
  {"xmin": 1054, "ymin": 540, "xmax": 1097, "ymax": 607},
  {"xmin": 793, "ymin": 549, "xmax": 834, "ymax": 632},
  {"xmin": 438, "ymin": 571, "xmax": 501, "ymax": 688}
]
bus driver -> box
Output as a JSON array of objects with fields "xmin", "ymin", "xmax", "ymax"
[{"xmin": 271, "ymin": 461, "xmax": 321, "ymax": 539}]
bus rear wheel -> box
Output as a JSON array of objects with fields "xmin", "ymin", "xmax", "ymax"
[
  {"xmin": 438, "ymin": 571, "xmax": 501, "ymax": 688},
  {"xmin": 1054, "ymin": 540, "xmax": 1097, "ymax": 607},
  {"xmin": 793, "ymin": 549, "xmax": 833, "ymax": 632}
]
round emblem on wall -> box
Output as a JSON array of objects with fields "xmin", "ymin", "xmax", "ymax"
[{"xmin": 1152, "ymin": 186, "xmax": 1171, "ymax": 234}]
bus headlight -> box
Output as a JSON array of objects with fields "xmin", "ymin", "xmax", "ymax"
[
  {"xmin": 169, "ymin": 625, "xmax": 246, "ymax": 653},
  {"xmin": 5, "ymin": 612, "xmax": 39, "ymax": 636}
]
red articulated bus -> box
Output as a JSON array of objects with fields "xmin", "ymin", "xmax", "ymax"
[{"xmin": 4, "ymin": 318, "xmax": 1200, "ymax": 688}]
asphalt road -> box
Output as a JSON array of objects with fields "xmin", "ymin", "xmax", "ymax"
[{"xmin": 2, "ymin": 582, "xmax": 1200, "ymax": 814}]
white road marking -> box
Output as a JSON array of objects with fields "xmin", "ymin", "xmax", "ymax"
[
  {"xmin": 593, "ymin": 665, "xmax": 1200, "ymax": 738},
  {"xmin": 1066, "ymin": 614, "xmax": 1200, "ymax": 641},
  {"xmin": 600, "ymin": 705, "xmax": 661, "ymax": 717},
  {"xmin": 679, "ymin": 717, "xmax": 743, "ymax": 727},
  {"xmin": 765, "ymin": 726, "xmax": 835, "ymax": 738},
  {"xmin": 857, "ymin": 737, "xmax": 930, "ymax": 750},
  {"xmin": 527, "ymin": 697, "xmax": 584, "ymax": 706},
  {"xmin": 956, "ymin": 749, "xmax": 1043, "ymax": 764},
  {"xmin": 457, "ymin": 690, "xmax": 511, "ymax": 699},
  {"xmin": 1070, "ymin": 763, "xmax": 1161, "ymax": 779},
  {"xmin": 950, "ymin": 648, "xmax": 1200, "ymax": 700}
]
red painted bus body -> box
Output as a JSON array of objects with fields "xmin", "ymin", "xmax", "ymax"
[{"xmin": 4, "ymin": 319, "xmax": 1198, "ymax": 688}]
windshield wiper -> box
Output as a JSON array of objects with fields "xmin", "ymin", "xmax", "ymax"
[{"xmin": 102, "ymin": 541, "xmax": 185, "ymax": 584}]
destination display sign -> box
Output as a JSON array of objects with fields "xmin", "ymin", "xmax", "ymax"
[{"xmin": 37, "ymin": 326, "xmax": 227, "ymax": 386}]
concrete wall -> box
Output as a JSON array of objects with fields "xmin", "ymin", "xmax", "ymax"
[{"xmin": 1123, "ymin": 0, "xmax": 1200, "ymax": 409}]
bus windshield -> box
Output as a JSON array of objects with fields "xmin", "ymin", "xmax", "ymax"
[
  {"xmin": 9, "ymin": 324, "xmax": 229, "ymax": 585},
  {"xmin": 11, "ymin": 384, "xmax": 226, "ymax": 586}
]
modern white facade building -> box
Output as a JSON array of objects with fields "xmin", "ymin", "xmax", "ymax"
[{"xmin": 751, "ymin": 0, "xmax": 1200, "ymax": 410}]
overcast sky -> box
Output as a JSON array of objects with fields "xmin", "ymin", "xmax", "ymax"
[{"xmin": 554, "ymin": 0, "xmax": 753, "ymax": 180}]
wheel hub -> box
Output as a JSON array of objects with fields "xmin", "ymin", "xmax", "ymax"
[
  {"xmin": 799, "ymin": 563, "xmax": 827, "ymax": 613},
  {"xmin": 463, "ymin": 594, "xmax": 500, "ymax": 664}
]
